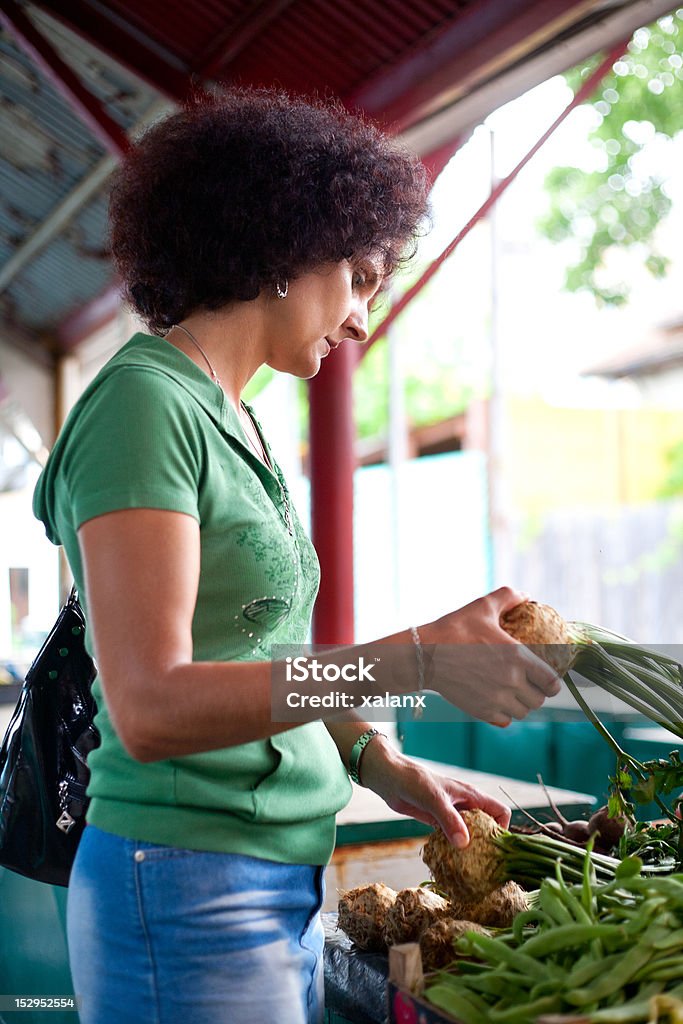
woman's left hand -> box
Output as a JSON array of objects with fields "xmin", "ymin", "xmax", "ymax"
[{"xmin": 359, "ymin": 738, "xmax": 511, "ymax": 849}]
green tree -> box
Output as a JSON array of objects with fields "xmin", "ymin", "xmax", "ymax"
[
  {"xmin": 660, "ymin": 439, "xmax": 683, "ymax": 498},
  {"xmin": 538, "ymin": 10, "xmax": 683, "ymax": 306}
]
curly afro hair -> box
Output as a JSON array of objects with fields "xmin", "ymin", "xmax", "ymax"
[{"xmin": 109, "ymin": 88, "xmax": 430, "ymax": 334}]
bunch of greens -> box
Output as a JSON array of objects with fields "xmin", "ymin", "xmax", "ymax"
[{"xmin": 502, "ymin": 602, "xmax": 683, "ymax": 857}]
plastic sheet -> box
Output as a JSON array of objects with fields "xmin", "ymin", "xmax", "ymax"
[{"xmin": 323, "ymin": 912, "xmax": 388, "ymax": 1024}]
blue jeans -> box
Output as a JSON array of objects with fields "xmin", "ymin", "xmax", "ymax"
[{"xmin": 67, "ymin": 825, "xmax": 325, "ymax": 1024}]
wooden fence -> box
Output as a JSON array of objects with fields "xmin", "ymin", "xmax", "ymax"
[{"xmin": 511, "ymin": 499, "xmax": 683, "ymax": 644}]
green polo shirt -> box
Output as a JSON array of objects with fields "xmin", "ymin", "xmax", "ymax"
[{"xmin": 33, "ymin": 332, "xmax": 352, "ymax": 865}]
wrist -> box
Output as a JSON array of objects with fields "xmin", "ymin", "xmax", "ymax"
[
  {"xmin": 347, "ymin": 728, "xmax": 389, "ymax": 786},
  {"xmin": 411, "ymin": 623, "xmax": 436, "ymax": 693}
]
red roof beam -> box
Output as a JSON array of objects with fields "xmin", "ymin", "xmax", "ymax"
[
  {"xmin": 199, "ymin": 0, "xmax": 297, "ymax": 79},
  {"xmin": 0, "ymin": 0, "xmax": 131, "ymax": 158},
  {"xmin": 347, "ymin": 0, "xmax": 600, "ymax": 129},
  {"xmin": 26, "ymin": 0, "xmax": 191, "ymax": 101},
  {"xmin": 318, "ymin": 1, "xmax": 410, "ymax": 57}
]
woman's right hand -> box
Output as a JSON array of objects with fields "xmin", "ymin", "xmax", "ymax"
[{"xmin": 419, "ymin": 586, "xmax": 561, "ymax": 727}]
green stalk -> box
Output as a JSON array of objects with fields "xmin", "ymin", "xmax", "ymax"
[
  {"xmin": 586, "ymin": 649, "xmax": 683, "ymax": 718},
  {"xmin": 563, "ymin": 674, "xmax": 645, "ymax": 779},
  {"xmin": 493, "ymin": 829, "xmax": 674, "ymax": 890},
  {"xmin": 573, "ymin": 649, "xmax": 683, "ymax": 730},
  {"xmin": 564, "ymin": 674, "xmax": 675, "ymax": 823}
]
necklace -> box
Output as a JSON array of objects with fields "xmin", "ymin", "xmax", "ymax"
[
  {"xmin": 173, "ymin": 323, "xmax": 222, "ymax": 388},
  {"xmin": 172, "ymin": 324, "xmax": 263, "ymax": 461},
  {"xmin": 170, "ymin": 323, "xmax": 293, "ymax": 535}
]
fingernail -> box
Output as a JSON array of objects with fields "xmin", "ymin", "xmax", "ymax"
[{"xmin": 454, "ymin": 833, "xmax": 469, "ymax": 849}]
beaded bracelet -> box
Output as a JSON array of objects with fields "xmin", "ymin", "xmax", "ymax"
[{"xmin": 348, "ymin": 728, "xmax": 386, "ymax": 785}]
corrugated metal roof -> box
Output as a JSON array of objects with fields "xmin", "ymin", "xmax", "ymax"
[
  {"xmin": 216, "ymin": 0, "xmax": 474, "ymax": 99},
  {"xmin": 0, "ymin": 4, "xmax": 164, "ymax": 339},
  {"xmin": 0, "ymin": 0, "xmax": 670, "ymax": 351}
]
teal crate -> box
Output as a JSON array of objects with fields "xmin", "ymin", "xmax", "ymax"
[
  {"xmin": 620, "ymin": 726, "xmax": 682, "ymax": 821},
  {"xmin": 398, "ymin": 694, "xmax": 474, "ymax": 768},
  {"xmin": 549, "ymin": 720, "xmax": 629, "ymax": 808},
  {"xmin": 472, "ymin": 720, "xmax": 552, "ymax": 784},
  {"xmin": 0, "ymin": 869, "xmax": 78, "ymax": 1023}
]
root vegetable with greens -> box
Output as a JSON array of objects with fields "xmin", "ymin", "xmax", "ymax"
[
  {"xmin": 500, "ymin": 599, "xmax": 683, "ymax": 834},
  {"xmin": 500, "ymin": 600, "xmax": 683, "ymax": 747},
  {"xmin": 423, "ymin": 809, "xmax": 670, "ymax": 898}
]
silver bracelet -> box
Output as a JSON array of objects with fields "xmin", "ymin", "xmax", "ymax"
[{"xmin": 410, "ymin": 625, "xmax": 425, "ymax": 692}]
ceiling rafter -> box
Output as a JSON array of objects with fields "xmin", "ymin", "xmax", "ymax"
[
  {"xmin": 0, "ymin": 156, "xmax": 116, "ymax": 295},
  {"xmin": 401, "ymin": 0, "xmax": 677, "ymax": 155},
  {"xmin": 347, "ymin": 0, "xmax": 601, "ymax": 126},
  {"xmin": 24, "ymin": 0, "xmax": 192, "ymax": 100},
  {"xmin": 0, "ymin": 97, "xmax": 171, "ymax": 299},
  {"xmin": 0, "ymin": 0, "xmax": 131, "ymax": 156},
  {"xmin": 198, "ymin": 0, "xmax": 296, "ymax": 79}
]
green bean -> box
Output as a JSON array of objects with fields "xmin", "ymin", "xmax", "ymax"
[
  {"xmin": 422, "ymin": 865, "xmax": 683, "ymax": 1024},
  {"xmin": 616, "ymin": 877, "xmax": 683, "ymax": 903},
  {"xmin": 539, "ymin": 880, "xmax": 576, "ymax": 926},
  {"xmin": 522, "ymin": 923, "xmax": 624, "ymax": 958},
  {"xmin": 552, "ymin": 867, "xmax": 595, "ymax": 925},
  {"xmin": 634, "ymin": 956, "xmax": 683, "ymax": 982},
  {"xmin": 566, "ymin": 950, "xmax": 624, "ymax": 988},
  {"xmin": 566, "ymin": 940, "xmax": 655, "ymax": 1005},
  {"xmin": 423, "ymin": 982, "xmax": 491, "ymax": 1024},
  {"xmin": 511, "ymin": 908, "xmax": 551, "ymax": 943},
  {"xmin": 463, "ymin": 974, "xmax": 518, "ymax": 998},
  {"xmin": 589, "ymin": 982, "xmax": 683, "ymax": 1022},
  {"xmin": 528, "ymin": 977, "xmax": 566, "ymax": 1000},
  {"xmin": 487, "ymin": 994, "xmax": 562, "ymax": 1022},
  {"xmin": 588, "ymin": 996, "xmax": 656, "ymax": 1023},
  {"xmin": 451, "ymin": 960, "xmax": 494, "ymax": 976},
  {"xmin": 583, "ymin": 837, "xmax": 598, "ymax": 922},
  {"xmin": 465, "ymin": 933, "xmax": 547, "ymax": 981},
  {"xmin": 649, "ymin": 926, "xmax": 683, "ymax": 950}
]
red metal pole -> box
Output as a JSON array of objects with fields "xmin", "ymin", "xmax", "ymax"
[
  {"xmin": 0, "ymin": 0, "xmax": 131, "ymax": 158},
  {"xmin": 309, "ymin": 342, "xmax": 358, "ymax": 644}
]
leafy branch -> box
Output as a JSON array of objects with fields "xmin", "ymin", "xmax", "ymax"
[{"xmin": 538, "ymin": 11, "xmax": 683, "ymax": 306}]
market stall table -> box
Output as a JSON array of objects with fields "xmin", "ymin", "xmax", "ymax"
[
  {"xmin": 323, "ymin": 754, "xmax": 595, "ymax": 1023},
  {"xmin": 324, "ymin": 763, "xmax": 596, "ymax": 1021}
]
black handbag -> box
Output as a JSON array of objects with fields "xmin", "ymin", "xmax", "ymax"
[{"xmin": 0, "ymin": 585, "xmax": 99, "ymax": 886}]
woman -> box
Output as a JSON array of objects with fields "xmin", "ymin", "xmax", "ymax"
[{"xmin": 33, "ymin": 89, "xmax": 560, "ymax": 1024}]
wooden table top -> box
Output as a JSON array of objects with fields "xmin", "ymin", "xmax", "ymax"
[{"xmin": 336, "ymin": 756, "xmax": 595, "ymax": 845}]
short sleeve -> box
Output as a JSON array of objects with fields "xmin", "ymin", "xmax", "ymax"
[{"xmin": 64, "ymin": 366, "xmax": 202, "ymax": 529}]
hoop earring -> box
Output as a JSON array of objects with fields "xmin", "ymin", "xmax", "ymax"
[{"xmin": 276, "ymin": 279, "xmax": 288, "ymax": 299}]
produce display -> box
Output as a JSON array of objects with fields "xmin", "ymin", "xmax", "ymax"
[
  {"xmin": 424, "ymin": 861, "xmax": 683, "ymax": 1023},
  {"xmin": 336, "ymin": 875, "xmax": 519, "ymax": 969},
  {"xmin": 336, "ymin": 600, "xmax": 683, "ymax": 1022}
]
